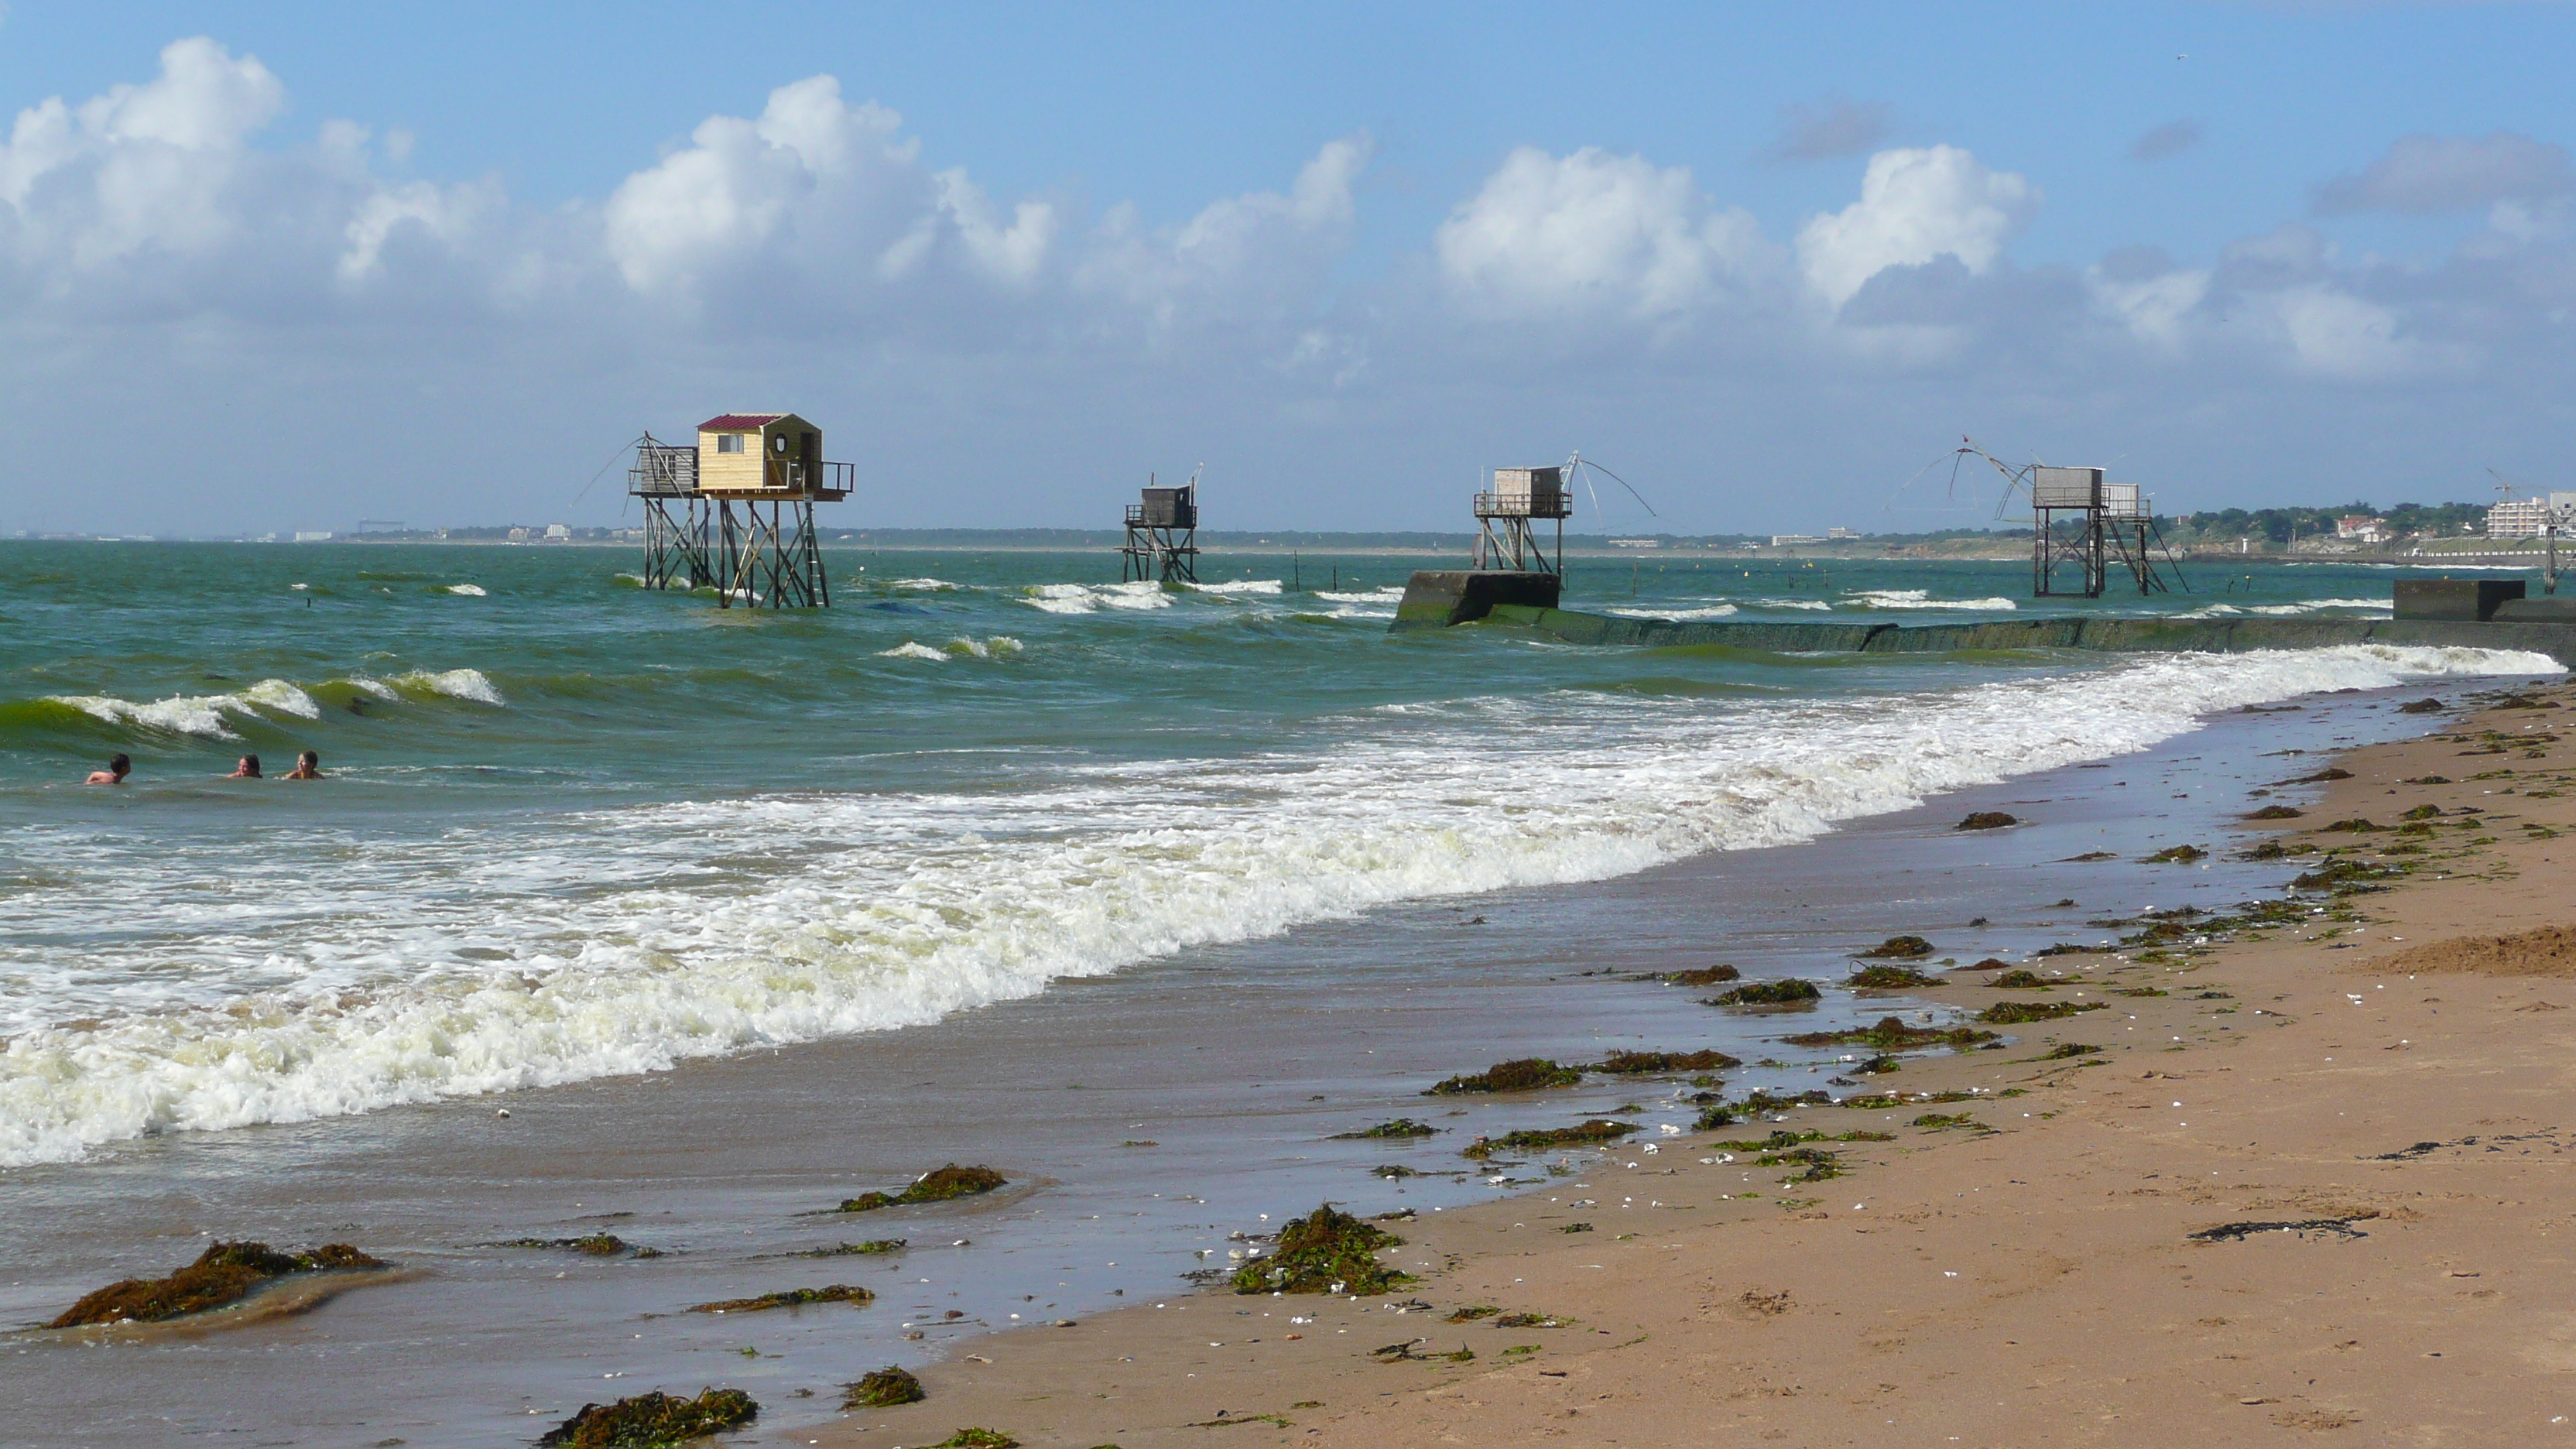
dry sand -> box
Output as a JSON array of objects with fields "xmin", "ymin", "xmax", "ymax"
[{"xmin": 802, "ymin": 682, "xmax": 2576, "ymax": 1449}]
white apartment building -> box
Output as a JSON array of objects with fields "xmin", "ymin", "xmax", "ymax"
[{"xmin": 2487, "ymin": 493, "xmax": 2576, "ymax": 538}]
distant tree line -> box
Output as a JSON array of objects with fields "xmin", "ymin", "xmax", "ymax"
[{"xmin": 2163, "ymin": 502, "xmax": 2488, "ymax": 546}]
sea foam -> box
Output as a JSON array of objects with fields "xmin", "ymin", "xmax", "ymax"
[{"xmin": 0, "ymin": 643, "xmax": 2553, "ymax": 1166}]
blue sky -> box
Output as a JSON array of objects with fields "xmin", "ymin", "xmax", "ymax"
[{"xmin": 4, "ymin": 2, "xmax": 2574, "ymax": 535}]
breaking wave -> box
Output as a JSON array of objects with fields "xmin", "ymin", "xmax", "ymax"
[
  {"xmin": 0, "ymin": 642, "xmax": 2554, "ymax": 1166},
  {"xmin": 1844, "ymin": 589, "xmax": 2019, "ymax": 611},
  {"xmin": 1022, "ymin": 581, "xmax": 1173, "ymax": 614}
]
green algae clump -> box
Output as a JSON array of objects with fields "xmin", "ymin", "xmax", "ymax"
[
  {"xmin": 1781, "ymin": 1016, "xmax": 1996, "ymax": 1052},
  {"xmin": 1461, "ymin": 1119, "xmax": 1640, "ymax": 1160},
  {"xmin": 537, "ymin": 1388, "xmax": 756, "ymax": 1447},
  {"xmin": 688, "ymin": 1284, "xmax": 872, "ymax": 1314},
  {"xmin": 2142, "ymin": 844, "xmax": 2209, "ymax": 863},
  {"xmin": 1662, "ymin": 964, "xmax": 1740, "ymax": 986},
  {"xmin": 838, "ymin": 1164, "xmax": 1007, "ymax": 1213},
  {"xmin": 49, "ymin": 1242, "xmax": 386, "ymax": 1328},
  {"xmin": 1425, "ymin": 1058, "xmax": 1581, "ymax": 1094},
  {"xmin": 1230, "ymin": 1204, "xmax": 1412, "ymax": 1295},
  {"xmin": 1583, "ymin": 1049, "xmax": 1742, "ymax": 1074},
  {"xmin": 1856, "ymin": 935, "xmax": 1935, "ymax": 959},
  {"xmin": 1331, "ymin": 1118, "xmax": 1439, "ymax": 1139},
  {"xmin": 1989, "ymin": 969, "xmax": 2052, "ymax": 989},
  {"xmin": 1978, "ymin": 1000, "xmax": 2108, "ymax": 1025},
  {"xmin": 928, "ymin": 1432, "xmax": 1019, "ymax": 1449},
  {"xmin": 1845, "ymin": 965, "xmax": 1935, "ymax": 989},
  {"xmin": 843, "ymin": 1365, "xmax": 927, "ymax": 1408},
  {"xmin": 1710, "ymin": 979, "xmax": 1822, "ymax": 1007}
]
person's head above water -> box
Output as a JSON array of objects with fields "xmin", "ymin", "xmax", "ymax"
[
  {"xmin": 284, "ymin": 749, "xmax": 321, "ymax": 780},
  {"xmin": 86, "ymin": 753, "xmax": 130, "ymax": 784},
  {"xmin": 229, "ymin": 755, "xmax": 261, "ymax": 778}
]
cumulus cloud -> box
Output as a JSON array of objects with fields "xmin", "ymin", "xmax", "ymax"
[
  {"xmin": 2316, "ymin": 131, "xmax": 2573, "ymax": 214},
  {"xmin": 1794, "ymin": 146, "xmax": 2038, "ymax": 308},
  {"xmin": 1076, "ymin": 133, "xmax": 1372, "ymax": 330},
  {"xmin": 2129, "ymin": 119, "xmax": 2201, "ymax": 163},
  {"xmin": 1435, "ymin": 146, "xmax": 1773, "ymax": 320},
  {"xmin": 1762, "ymin": 97, "xmax": 1893, "ymax": 163}
]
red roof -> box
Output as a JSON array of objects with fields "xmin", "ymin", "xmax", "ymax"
[{"xmin": 700, "ymin": 413, "xmax": 786, "ymax": 431}]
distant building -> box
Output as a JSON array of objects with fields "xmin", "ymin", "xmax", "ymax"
[
  {"xmin": 543, "ymin": 523, "xmax": 572, "ymax": 542},
  {"xmin": 1769, "ymin": 534, "xmax": 1823, "ymax": 547},
  {"xmin": 2335, "ymin": 515, "xmax": 2383, "ymax": 542},
  {"xmin": 508, "ymin": 526, "xmax": 532, "ymax": 542},
  {"xmin": 293, "ymin": 531, "xmax": 334, "ymax": 542},
  {"xmin": 2488, "ymin": 493, "xmax": 2576, "ymax": 538},
  {"xmin": 1608, "ymin": 538, "xmax": 1660, "ymax": 549},
  {"xmin": 1827, "ymin": 526, "xmax": 1857, "ymax": 540}
]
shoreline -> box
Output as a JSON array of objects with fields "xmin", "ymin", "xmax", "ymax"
[{"xmin": 803, "ymin": 679, "xmax": 2576, "ymax": 1447}]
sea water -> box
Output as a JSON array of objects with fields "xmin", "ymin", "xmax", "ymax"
[{"xmin": 0, "ymin": 541, "xmax": 2557, "ymax": 1443}]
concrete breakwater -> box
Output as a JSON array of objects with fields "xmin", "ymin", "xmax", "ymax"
[{"xmin": 1404, "ymin": 599, "xmax": 2576, "ymax": 667}]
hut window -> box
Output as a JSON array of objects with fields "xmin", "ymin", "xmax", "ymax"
[
  {"xmin": 717, "ymin": 434, "xmax": 743, "ymax": 454},
  {"xmin": 773, "ymin": 434, "xmax": 788, "ymax": 453}
]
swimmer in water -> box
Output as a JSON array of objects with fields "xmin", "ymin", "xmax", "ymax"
[
  {"xmin": 228, "ymin": 754, "xmax": 262, "ymax": 778},
  {"xmin": 282, "ymin": 749, "xmax": 322, "ymax": 780},
  {"xmin": 85, "ymin": 753, "xmax": 131, "ymax": 785}
]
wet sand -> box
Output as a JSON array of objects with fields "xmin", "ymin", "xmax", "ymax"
[
  {"xmin": 0, "ymin": 681, "xmax": 2518, "ymax": 1445},
  {"xmin": 802, "ymin": 681, "xmax": 2576, "ymax": 1447}
]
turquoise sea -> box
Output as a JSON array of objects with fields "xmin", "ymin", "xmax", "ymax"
[{"xmin": 0, "ymin": 542, "xmax": 2550, "ymax": 1170}]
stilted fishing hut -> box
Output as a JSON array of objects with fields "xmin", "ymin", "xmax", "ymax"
[
  {"xmin": 1121, "ymin": 471, "xmax": 1200, "ymax": 584},
  {"xmin": 1473, "ymin": 465, "xmax": 1570, "ymax": 575},
  {"xmin": 628, "ymin": 413, "xmax": 853, "ymax": 608}
]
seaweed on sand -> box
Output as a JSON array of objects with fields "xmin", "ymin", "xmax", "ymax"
[
  {"xmin": 1461, "ymin": 1120, "xmax": 1640, "ymax": 1161},
  {"xmin": 837, "ymin": 1164, "xmax": 1007, "ymax": 1213},
  {"xmin": 1331, "ymin": 1118, "xmax": 1439, "ymax": 1139},
  {"xmin": 1781, "ymin": 1016, "xmax": 1996, "ymax": 1052},
  {"xmin": 1708, "ymin": 979, "xmax": 1822, "ymax": 1007},
  {"xmin": 1844, "ymin": 965, "xmax": 1936, "ymax": 989},
  {"xmin": 1662, "ymin": 964, "xmax": 1740, "ymax": 986},
  {"xmin": 842, "ymin": 1366, "xmax": 926, "ymax": 1408},
  {"xmin": 2244, "ymin": 806, "xmax": 2305, "ymax": 820},
  {"xmin": 537, "ymin": 1388, "xmax": 757, "ymax": 1447},
  {"xmin": 1978, "ymin": 1001, "xmax": 2107, "ymax": 1025},
  {"xmin": 2032, "ymin": 1043, "xmax": 2102, "ymax": 1060},
  {"xmin": 496, "ymin": 1233, "xmax": 632, "ymax": 1256},
  {"xmin": 49, "ymin": 1242, "xmax": 387, "ymax": 1328},
  {"xmin": 1756, "ymin": 1147, "xmax": 1845, "ymax": 1183},
  {"xmin": 1425, "ymin": 1058, "xmax": 1581, "ymax": 1094},
  {"xmin": 2142, "ymin": 844, "xmax": 2209, "ymax": 863},
  {"xmin": 1581, "ymin": 1049, "xmax": 1742, "ymax": 1074},
  {"xmin": 800, "ymin": 1239, "xmax": 905, "ymax": 1257},
  {"xmin": 1989, "ymin": 969, "xmax": 2052, "ymax": 989},
  {"xmin": 1229, "ymin": 1204, "xmax": 1412, "ymax": 1295},
  {"xmin": 1855, "ymin": 936, "xmax": 1936, "ymax": 959},
  {"xmin": 688, "ymin": 1284, "xmax": 872, "ymax": 1314},
  {"xmin": 1954, "ymin": 811, "xmax": 2016, "ymax": 831},
  {"xmin": 927, "ymin": 1431, "xmax": 1019, "ymax": 1449}
]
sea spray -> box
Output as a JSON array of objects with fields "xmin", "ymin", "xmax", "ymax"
[{"xmin": 0, "ymin": 642, "xmax": 2550, "ymax": 1166}]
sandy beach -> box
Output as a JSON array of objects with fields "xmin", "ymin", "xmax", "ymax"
[{"xmin": 805, "ymin": 681, "xmax": 2576, "ymax": 1448}]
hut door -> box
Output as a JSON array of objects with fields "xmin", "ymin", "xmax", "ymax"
[{"xmin": 799, "ymin": 432, "xmax": 820, "ymax": 492}]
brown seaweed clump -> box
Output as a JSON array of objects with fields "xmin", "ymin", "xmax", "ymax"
[
  {"xmin": 1989, "ymin": 969, "xmax": 2051, "ymax": 989},
  {"xmin": 49, "ymin": 1242, "xmax": 387, "ymax": 1328},
  {"xmin": 1582, "ymin": 1049, "xmax": 1742, "ymax": 1074},
  {"xmin": 1855, "ymin": 935, "xmax": 1935, "ymax": 959},
  {"xmin": 537, "ymin": 1388, "xmax": 757, "ymax": 1447},
  {"xmin": 1845, "ymin": 964, "xmax": 1935, "ymax": 989},
  {"xmin": 843, "ymin": 1365, "xmax": 927, "ymax": 1408},
  {"xmin": 2397, "ymin": 698, "xmax": 2445, "ymax": 714},
  {"xmin": 1954, "ymin": 957, "xmax": 2014, "ymax": 971},
  {"xmin": 1230, "ymin": 1204, "xmax": 1412, "ymax": 1295},
  {"xmin": 2319, "ymin": 818, "xmax": 2381, "ymax": 833},
  {"xmin": 689, "ymin": 1284, "xmax": 872, "ymax": 1314},
  {"xmin": 1781, "ymin": 1016, "xmax": 1995, "ymax": 1052},
  {"xmin": 1460, "ymin": 1119, "xmax": 1640, "ymax": 1161},
  {"xmin": 2244, "ymin": 805, "xmax": 2304, "ymax": 820},
  {"xmin": 1425, "ymin": 1058, "xmax": 1581, "ymax": 1094},
  {"xmin": 927, "ymin": 1433, "xmax": 1019, "ymax": 1449},
  {"xmin": 1978, "ymin": 1000, "xmax": 2108, "ymax": 1025},
  {"xmin": 1954, "ymin": 811, "xmax": 2016, "ymax": 831},
  {"xmin": 838, "ymin": 1164, "xmax": 1007, "ymax": 1213},
  {"xmin": 1331, "ymin": 1118, "xmax": 1440, "ymax": 1139},
  {"xmin": 1662, "ymin": 964, "xmax": 1740, "ymax": 986},
  {"xmin": 2142, "ymin": 844, "xmax": 2209, "ymax": 863},
  {"xmin": 1708, "ymin": 979, "xmax": 1821, "ymax": 1007}
]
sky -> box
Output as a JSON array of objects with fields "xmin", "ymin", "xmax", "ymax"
[{"xmin": 3, "ymin": 2, "xmax": 2575, "ymax": 536}]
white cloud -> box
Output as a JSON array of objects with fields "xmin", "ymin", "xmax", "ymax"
[
  {"xmin": 1794, "ymin": 146, "xmax": 2037, "ymax": 308},
  {"xmin": 1076, "ymin": 135, "xmax": 1372, "ymax": 327},
  {"xmin": 2268, "ymin": 284, "xmax": 2416, "ymax": 380},
  {"xmin": 1436, "ymin": 146, "xmax": 1773, "ymax": 320},
  {"xmin": 2316, "ymin": 132, "xmax": 2573, "ymax": 215}
]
